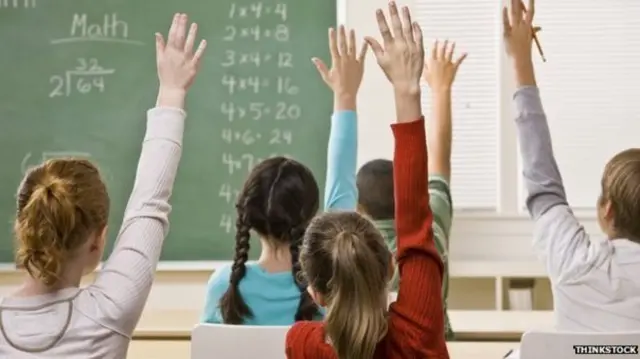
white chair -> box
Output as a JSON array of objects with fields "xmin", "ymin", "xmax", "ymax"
[
  {"xmin": 191, "ymin": 324, "xmax": 290, "ymax": 359},
  {"xmin": 520, "ymin": 330, "xmax": 640, "ymax": 359}
]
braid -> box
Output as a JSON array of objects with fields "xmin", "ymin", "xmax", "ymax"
[
  {"xmin": 290, "ymin": 225, "xmax": 319, "ymax": 321},
  {"xmin": 219, "ymin": 211, "xmax": 253, "ymax": 324}
]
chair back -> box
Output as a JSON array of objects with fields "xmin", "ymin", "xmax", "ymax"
[{"xmin": 191, "ymin": 324, "xmax": 290, "ymax": 359}]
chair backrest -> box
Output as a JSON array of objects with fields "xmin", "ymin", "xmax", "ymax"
[
  {"xmin": 521, "ymin": 330, "xmax": 640, "ymax": 359},
  {"xmin": 191, "ymin": 324, "xmax": 290, "ymax": 359}
]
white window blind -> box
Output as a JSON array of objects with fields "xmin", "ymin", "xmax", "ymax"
[
  {"xmin": 518, "ymin": 0, "xmax": 640, "ymax": 210},
  {"xmin": 415, "ymin": 0, "xmax": 500, "ymax": 210}
]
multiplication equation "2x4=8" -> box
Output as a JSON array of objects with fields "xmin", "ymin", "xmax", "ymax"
[
  {"xmin": 222, "ymin": 75, "xmax": 298, "ymax": 95},
  {"xmin": 220, "ymin": 102, "xmax": 301, "ymax": 122}
]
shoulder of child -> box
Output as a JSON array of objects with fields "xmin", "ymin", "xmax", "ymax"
[{"xmin": 206, "ymin": 264, "xmax": 234, "ymax": 290}]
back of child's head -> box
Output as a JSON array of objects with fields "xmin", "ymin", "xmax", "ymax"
[
  {"xmin": 300, "ymin": 211, "xmax": 391, "ymax": 359},
  {"xmin": 14, "ymin": 158, "xmax": 109, "ymax": 287},
  {"xmin": 599, "ymin": 149, "xmax": 640, "ymax": 241},
  {"xmin": 219, "ymin": 156, "xmax": 320, "ymax": 324},
  {"xmin": 356, "ymin": 159, "xmax": 394, "ymax": 220}
]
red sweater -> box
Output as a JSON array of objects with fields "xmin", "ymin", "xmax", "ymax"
[{"xmin": 285, "ymin": 118, "xmax": 449, "ymax": 359}]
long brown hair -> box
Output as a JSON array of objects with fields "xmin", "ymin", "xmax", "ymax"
[
  {"xmin": 14, "ymin": 158, "xmax": 109, "ymax": 286},
  {"xmin": 219, "ymin": 157, "xmax": 320, "ymax": 324},
  {"xmin": 301, "ymin": 211, "xmax": 391, "ymax": 359}
]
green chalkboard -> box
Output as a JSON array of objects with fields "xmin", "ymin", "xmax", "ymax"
[{"xmin": 0, "ymin": 0, "xmax": 335, "ymax": 262}]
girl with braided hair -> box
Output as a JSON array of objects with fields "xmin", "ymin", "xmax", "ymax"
[{"xmin": 202, "ymin": 157, "xmax": 321, "ymax": 325}]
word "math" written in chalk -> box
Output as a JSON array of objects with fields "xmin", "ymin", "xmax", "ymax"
[
  {"xmin": 49, "ymin": 58, "xmax": 115, "ymax": 98},
  {"xmin": 50, "ymin": 13, "xmax": 143, "ymax": 46}
]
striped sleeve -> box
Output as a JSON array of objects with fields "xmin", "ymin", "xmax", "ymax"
[{"xmin": 429, "ymin": 174, "xmax": 452, "ymax": 255}]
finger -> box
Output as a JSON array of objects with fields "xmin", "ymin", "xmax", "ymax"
[
  {"xmin": 329, "ymin": 28, "xmax": 339, "ymax": 62},
  {"xmin": 511, "ymin": 0, "xmax": 522, "ymax": 25},
  {"xmin": 388, "ymin": 2, "xmax": 405, "ymax": 40},
  {"xmin": 412, "ymin": 22, "xmax": 424, "ymax": 55},
  {"xmin": 338, "ymin": 25, "xmax": 348, "ymax": 57},
  {"xmin": 155, "ymin": 33, "xmax": 165, "ymax": 56},
  {"xmin": 526, "ymin": 0, "xmax": 535, "ymax": 24},
  {"xmin": 311, "ymin": 58, "xmax": 330, "ymax": 81},
  {"xmin": 376, "ymin": 9, "xmax": 393, "ymax": 45},
  {"xmin": 191, "ymin": 39, "xmax": 207, "ymax": 66},
  {"xmin": 401, "ymin": 6, "xmax": 414, "ymax": 42},
  {"xmin": 167, "ymin": 13, "xmax": 179, "ymax": 48},
  {"xmin": 183, "ymin": 23, "xmax": 197, "ymax": 54},
  {"xmin": 431, "ymin": 40, "xmax": 439, "ymax": 60},
  {"xmin": 454, "ymin": 53, "xmax": 468, "ymax": 69},
  {"xmin": 348, "ymin": 29, "xmax": 357, "ymax": 57},
  {"xmin": 446, "ymin": 42, "xmax": 456, "ymax": 62},
  {"xmin": 502, "ymin": 7, "xmax": 512, "ymax": 36},
  {"xmin": 364, "ymin": 36, "xmax": 384, "ymax": 59},
  {"xmin": 439, "ymin": 39, "xmax": 448, "ymax": 60},
  {"xmin": 357, "ymin": 41, "xmax": 369, "ymax": 63},
  {"xmin": 174, "ymin": 13, "xmax": 188, "ymax": 49}
]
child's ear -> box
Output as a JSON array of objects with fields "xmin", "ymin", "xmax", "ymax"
[
  {"xmin": 307, "ymin": 286, "xmax": 326, "ymax": 307},
  {"xmin": 90, "ymin": 226, "xmax": 108, "ymax": 252}
]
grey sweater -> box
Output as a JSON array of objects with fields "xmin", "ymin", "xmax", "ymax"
[
  {"xmin": 0, "ymin": 107, "xmax": 185, "ymax": 358},
  {"xmin": 515, "ymin": 86, "xmax": 640, "ymax": 331}
]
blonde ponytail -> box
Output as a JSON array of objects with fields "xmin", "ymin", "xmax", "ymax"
[
  {"xmin": 14, "ymin": 159, "xmax": 109, "ymax": 287},
  {"xmin": 325, "ymin": 231, "xmax": 389, "ymax": 359},
  {"xmin": 15, "ymin": 179, "xmax": 78, "ymax": 286}
]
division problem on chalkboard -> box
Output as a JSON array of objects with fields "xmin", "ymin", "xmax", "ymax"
[{"xmin": 0, "ymin": 0, "xmax": 334, "ymax": 261}]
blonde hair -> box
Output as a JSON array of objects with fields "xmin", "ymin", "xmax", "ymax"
[
  {"xmin": 300, "ymin": 212, "xmax": 391, "ymax": 359},
  {"xmin": 14, "ymin": 158, "xmax": 109, "ymax": 286},
  {"xmin": 600, "ymin": 148, "xmax": 640, "ymax": 241}
]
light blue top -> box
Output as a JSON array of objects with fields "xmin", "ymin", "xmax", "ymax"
[
  {"xmin": 198, "ymin": 113, "xmax": 359, "ymax": 326},
  {"xmin": 201, "ymin": 263, "xmax": 303, "ymax": 325},
  {"xmin": 324, "ymin": 111, "xmax": 359, "ymax": 210}
]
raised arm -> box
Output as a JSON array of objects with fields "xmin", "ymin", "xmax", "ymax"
[
  {"xmin": 366, "ymin": 3, "xmax": 448, "ymax": 357},
  {"xmin": 504, "ymin": 0, "xmax": 590, "ymax": 279},
  {"xmin": 89, "ymin": 13, "xmax": 207, "ymax": 334},
  {"xmin": 313, "ymin": 26, "xmax": 368, "ymax": 211},
  {"xmin": 424, "ymin": 40, "xmax": 466, "ymax": 182}
]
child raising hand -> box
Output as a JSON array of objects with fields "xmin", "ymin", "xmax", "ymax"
[
  {"xmin": 0, "ymin": 14, "xmax": 205, "ymax": 357},
  {"xmin": 285, "ymin": 3, "xmax": 449, "ymax": 358}
]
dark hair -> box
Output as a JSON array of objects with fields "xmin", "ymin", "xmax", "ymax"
[
  {"xmin": 14, "ymin": 159, "xmax": 109, "ymax": 286},
  {"xmin": 600, "ymin": 148, "xmax": 640, "ymax": 242},
  {"xmin": 300, "ymin": 211, "xmax": 391, "ymax": 359},
  {"xmin": 356, "ymin": 159, "xmax": 394, "ymax": 220},
  {"xmin": 219, "ymin": 156, "xmax": 320, "ymax": 324}
]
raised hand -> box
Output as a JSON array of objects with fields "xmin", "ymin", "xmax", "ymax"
[
  {"xmin": 503, "ymin": 0, "xmax": 538, "ymax": 87},
  {"xmin": 312, "ymin": 25, "xmax": 368, "ymax": 110},
  {"xmin": 155, "ymin": 13, "xmax": 207, "ymax": 107},
  {"xmin": 365, "ymin": 2, "xmax": 424, "ymax": 95},
  {"xmin": 423, "ymin": 40, "xmax": 466, "ymax": 93},
  {"xmin": 503, "ymin": 0, "xmax": 538, "ymax": 63}
]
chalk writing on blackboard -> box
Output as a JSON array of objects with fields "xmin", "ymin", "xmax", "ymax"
[
  {"xmin": 0, "ymin": 0, "xmax": 35, "ymax": 9},
  {"xmin": 49, "ymin": 58, "xmax": 115, "ymax": 98},
  {"xmin": 50, "ymin": 13, "xmax": 144, "ymax": 46}
]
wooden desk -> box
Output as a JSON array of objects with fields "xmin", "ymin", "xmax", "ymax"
[
  {"xmin": 134, "ymin": 309, "xmax": 555, "ymax": 341},
  {"xmin": 127, "ymin": 340, "xmax": 516, "ymax": 359}
]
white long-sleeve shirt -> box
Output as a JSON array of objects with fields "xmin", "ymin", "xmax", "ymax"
[{"xmin": 0, "ymin": 107, "xmax": 185, "ymax": 358}]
